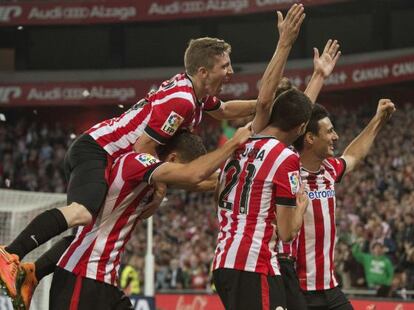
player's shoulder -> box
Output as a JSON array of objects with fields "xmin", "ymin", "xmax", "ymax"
[
  {"xmin": 285, "ymin": 146, "xmax": 299, "ymax": 158},
  {"xmin": 156, "ymin": 74, "xmax": 195, "ymax": 105},
  {"xmin": 323, "ymin": 157, "xmax": 343, "ymax": 169},
  {"xmin": 167, "ymin": 72, "xmax": 192, "ymax": 89},
  {"xmin": 132, "ymin": 153, "xmax": 161, "ymax": 168},
  {"xmin": 118, "ymin": 152, "xmax": 163, "ymax": 182},
  {"xmin": 322, "ymin": 157, "xmax": 346, "ymax": 179},
  {"xmin": 249, "ymin": 136, "xmax": 298, "ymax": 159},
  {"xmin": 273, "ymin": 139, "xmax": 299, "ymax": 160}
]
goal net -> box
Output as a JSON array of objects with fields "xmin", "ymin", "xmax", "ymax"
[{"xmin": 0, "ymin": 189, "xmax": 66, "ymax": 310}]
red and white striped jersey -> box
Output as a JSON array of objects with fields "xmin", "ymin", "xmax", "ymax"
[
  {"xmin": 277, "ymin": 237, "xmax": 299, "ymax": 259},
  {"xmin": 87, "ymin": 73, "xmax": 221, "ymax": 159},
  {"xmin": 57, "ymin": 152, "xmax": 164, "ymax": 285},
  {"xmin": 212, "ymin": 136, "xmax": 300, "ymax": 276},
  {"xmin": 294, "ymin": 157, "xmax": 346, "ymax": 291}
]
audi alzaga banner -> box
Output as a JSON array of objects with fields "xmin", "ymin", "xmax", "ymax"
[
  {"xmin": 1, "ymin": 53, "xmax": 414, "ymax": 107},
  {"xmin": 0, "ymin": 0, "xmax": 349, "ymax": 26}
]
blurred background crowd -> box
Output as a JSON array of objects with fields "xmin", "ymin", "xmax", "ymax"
[{"xmin": 1, "ymin": 100, "xmax": 413, "ymax": 298}]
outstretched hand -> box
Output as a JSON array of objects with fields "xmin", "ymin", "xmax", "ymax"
[
  {"xmin": 277, "ymin": 4, "xmax": 305, "ymax": 47},
  {"xmin": 313, "ymin": 39, "xmax": 341, "ymax": 78}
]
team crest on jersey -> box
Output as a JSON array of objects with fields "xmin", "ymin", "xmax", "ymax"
[
  {"xmin": 136, "ymin": 153, "xmax": 159, "ymax": 167},
  {"xmin": 161, "ymin": 111, "xmax": 184, "ymax": 136},
  {"xmin": 288, "ymin": 171, "xmax": 300, "ymax": 194}
]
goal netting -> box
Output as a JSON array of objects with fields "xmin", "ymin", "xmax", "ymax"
[{"xmin": 0, "ymin": 189, "xmax": 67, "ymax": 310}]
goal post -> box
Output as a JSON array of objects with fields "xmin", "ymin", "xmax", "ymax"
[{"xmin": 0, "ymin": 189, "xmax": 67, "ymax": 310}]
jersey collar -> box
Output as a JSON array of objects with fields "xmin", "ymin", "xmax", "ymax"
[{"xmin": 185, "ymin": 72, "xmax": 203, "ymax": 106}]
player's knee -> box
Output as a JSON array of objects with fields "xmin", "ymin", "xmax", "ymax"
[
  {"xmin": 61, "ymin": 203, "xmax": 93, "ymax": 227},
  {"xmin": 70, "ymin": 202, "xmax": 93, "ymax": 225}
]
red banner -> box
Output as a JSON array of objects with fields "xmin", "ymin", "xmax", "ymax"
[
  {"xmin": 1, "ymin": 53, "xmax": 414, "ymax": 107},
  {"xmin": 156, "ymin": 294, "xmax": 223, "ymax": 310},
  {"xmin": 0, "ymin": 0, "xmax": 349, "ymax": 26},
  {"xmin": 351, "ymin": 299, "xmax": 414, "ymax": 310},
  {"xmin": 154, "ymin": 294, "xmax": 414, "ymax": 310}
]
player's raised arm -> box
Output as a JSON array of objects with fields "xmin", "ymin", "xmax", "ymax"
[
  {"xmin": 341, "ymin": 99, "xmax": 396, "ymax": 174},
  {"xmin": 151, "ymin": 125, "xmax": 251, "ymax": 185},
  {"xmin": 304, "ymin": 39, "xmax": 341, "ymax": 104},
  {"xmin": 251, "ymin": 4, "xmax": 305, "ymax": 134}
]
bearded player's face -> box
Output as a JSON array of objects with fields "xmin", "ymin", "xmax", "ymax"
[{"xmin": 313, "ymin": 117, "xmax": 339, "ymax": 158}]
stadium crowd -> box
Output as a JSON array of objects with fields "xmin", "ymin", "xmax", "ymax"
[{"xmin": 0, "ymin": 101, "xmax": 413, "ymax": 297}]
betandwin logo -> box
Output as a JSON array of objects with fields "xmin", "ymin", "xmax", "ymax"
[
  {"xmin": 0, "ymin": 6, "xmax": 22, "ymax": 22},
  {"xmin": 0, "ymin": 87, "xmax": 22, "ymax": 104}
]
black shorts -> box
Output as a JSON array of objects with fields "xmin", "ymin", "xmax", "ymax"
[
  {"xmin": 279, "ymin": 258, "xmax": 308, "ymax": 310},
  {"xmin": 64, "ymin": 133, "xmax": 109, "ymax": 216},
  {"xmin": 50, "ymin": 267, "xmax": 133, "ymax": 310},
  {"xmin": 303, "ymin": 286, "xmax": 354, "ymax": 310},
  {"xmin": 213, "ymin": 268, "xmax": 286, "ymax": 310}
]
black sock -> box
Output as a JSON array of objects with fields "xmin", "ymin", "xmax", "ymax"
[
  {"xmin": 34, "ymin": 235, "xmax": 75, "ymax": 281},
  {"xmin": 5, "ymin": 209, "xmax": 68, "ymax": 259}
]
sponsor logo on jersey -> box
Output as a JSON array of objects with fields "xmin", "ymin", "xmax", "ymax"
[
  {"xmin": 136, "ymin": 153, "xmax": 159, "ymax": 167},
  {"xmin": 307, "ymin": 189, "xmax": 335, "ymax": 200},
  {"xmin": 161, "ymin": 111, "xmax": 184, "ymax": 135},
  {"xmin": 288, "ymin": 171, "xmax": 300, "ymax": 194}
]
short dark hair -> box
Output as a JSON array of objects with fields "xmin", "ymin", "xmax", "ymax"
[
  {"xmin": 156, "ymin": 131, "xmax": 207, "ymax": 163},
  {"xmin": 293, "ymin": 103, "xmax": 330, "ymax": 152},
  {"xmin": 269, "ymin": 88, "xmax": 312, "ymax": 131}
]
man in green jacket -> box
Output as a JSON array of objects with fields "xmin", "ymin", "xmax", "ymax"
[{"xmin": 352, "ymin": 241, "xmax": 394, "ymax": 296}]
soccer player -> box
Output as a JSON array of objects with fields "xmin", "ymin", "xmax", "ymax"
[
  {"xmin": 17, "ymin": 128, "xmax": 251, "ymax": 310},
  {"xmin": 289, "ymin": 99, "xmax": 395, "ymax": 310},
  {"xmin": 0, "ymin": 35, "xmax": 259, "ymax": 298},
  {"xmin": 212, "ymin": 4, "xmax": 312, "ymax": 309},
  {"xmin": 276, "ymin": 38, "xmax": 341, "ymax": 310}
]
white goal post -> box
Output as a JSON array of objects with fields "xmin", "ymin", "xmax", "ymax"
[{"xmin": 0, "ymin": 189, "xmax": 66, "ymax": 310}]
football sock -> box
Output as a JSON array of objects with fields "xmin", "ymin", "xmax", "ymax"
[{"xmin": 6, "ymin": 208, "xmax": 68, "ymax": 260}]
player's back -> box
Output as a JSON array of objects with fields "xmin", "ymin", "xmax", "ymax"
[
  {"xmin": 213, "ymin": 135, "xmax": 297, "ymax": 275},
  {"xmin": 86, "ymin": 73, "xmax": 199, "ymax": 158}
]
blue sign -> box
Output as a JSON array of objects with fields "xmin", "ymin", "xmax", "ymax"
[
  {"xmin": 129, "ymin": 295, "xmax": 155, "ymax": 310},
  {"xmin": 0, "ymin": 296, "xmax": 13, "ymax": 310}
]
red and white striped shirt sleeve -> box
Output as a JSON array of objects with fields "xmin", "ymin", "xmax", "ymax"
[
  {"xmin": 326, "ymin": 157, "xmax": 347, "ymax": 183},
  {"xmin": 273, "ymin": 153, "xmax": 300, "ymax": 208},
  {"xmin": 203, "ymin": 96, "xmax": 222, "ymax": 111},
  {"xmin": 121, "ymin": 153, "xmax": 164, "ymax": 184},
  {"xmin": 144, "ymin": 99, "xmax": 194, "ymax": 145}
]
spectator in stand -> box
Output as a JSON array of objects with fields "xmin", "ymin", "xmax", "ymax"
[
  {"xmin": 120, "ymin": 255, "xmax": 142, "ymax": 295},
  {"xmin": 352, "ymin": 241, "xmax": 394, "ymax": 297},
  {"xmin": 0, "ymin": 120, "xmax": 73, "ymax": 193},
  {"xmin": 166, "ymin": 259, "xmax": 185, "ymax": 289}
]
